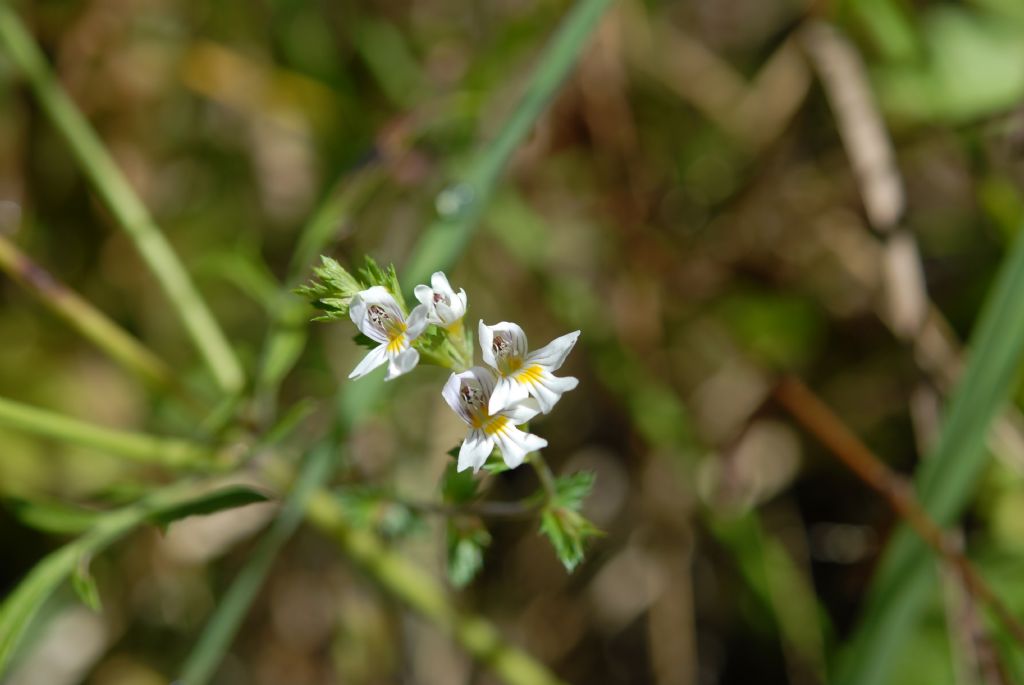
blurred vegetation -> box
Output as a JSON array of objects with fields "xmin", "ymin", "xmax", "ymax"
[{"xmin": 3, "ymin": 0, "xmax": 1024, "ymax": 684}]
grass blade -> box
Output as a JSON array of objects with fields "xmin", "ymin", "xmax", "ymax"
[
  {"xmin": 0, "ymin": 5, "xmax": 244, "ymax": 394},
  {"xmin": 0, "ymin": 396, "xmax": 218, "ymax": 470},
  {"xmin": 177, "ymin": 442, "xmax": 336, "ymax": 685},
  {"xmin": 835, "ymin": 222, "xmax": 1024, "ymax": 685},
  {"xmin": 0, "ymin": 482, "xmax": 268, "ymax": 679}
]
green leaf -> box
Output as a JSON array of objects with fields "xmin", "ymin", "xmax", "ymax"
[
  {"xmin": 539, "ymin": 507, "xmax": 600, "ymax": 573},
  {"xmin": 148, "ymin": 486, "xmax": 269, "ymax": 530},
  {"xmin": 539, "ymin": 472, "xmax": 601, "ymax": 571},
  {"xmin": 70, "ymin": 557, "xmax": 101, "ymax": 612},
  {"xmin": 356, "ymin": 256, "xmax": 406, "ymax": 311},
  {"xmin": 4, "ymin": 498, "xmax": 100, "ymax": 535},
  {"xmin": 441, "ymin": 461, "xmax": 479, "ymax": 504},
  {"xmin": 335, "ymin": 488, "xmax": 422, "ymax": 539},
  {"xmin": 447, "ymin": 519, "xmax": 491, "ymax": 588},
  {"xmin": 835, "ymin": 223, "xmax": 1024, "ymax": 685},
  {"xmin": 876, "ymin": 7, "xmax": 1024, "ymax": 123},
  {"xmin": 0, "ymin": 480, "xmax": 264, "ymax": 679},
  {"xmin": 297, "ymin": 256, "xmax": 363, "ymax": 318}
]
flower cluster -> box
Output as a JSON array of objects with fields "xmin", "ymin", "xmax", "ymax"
[{"xmin": 300, "ymin": 257, "xmax": 580, "ymax": 474}]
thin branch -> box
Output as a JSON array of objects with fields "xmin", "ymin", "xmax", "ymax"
[
  {"xmin": 772, "ymin": 375, "xmax": 1024, "ymax": 648},
  {"xmin": 0, "ymin": 6, "xmax": 244, "ymax": 394},
  {"xmin": 396, "ymin": 496, "xmax": 540, "ymax": 520}
]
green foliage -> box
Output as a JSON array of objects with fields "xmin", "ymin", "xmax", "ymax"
[
  {"xmin": 539, "ymin": 472, "xmax": 600, "ymax": 572},
  {"xmin": 295, "ymin": 256, "xmax": 363, "ymax": 320},
  {"xmin": 356, "ymin": 256, "xmax": 407, "ymax": 311},
  {"xmin": 71, "ymin": 557, "xmax": 101, "ymax": 612},
  {"xmin": 441, "ymin": 460, "xmax": 479, "ymax": 503},
  {"xmin": 836, "ymin": 226, "xmax": 1024, "ymax": 685},
  {"xmin": 335, "ymin": 488, "xmax": 422, "ymax": 539},
  {"xmin": 875, "ymin": 6, "xmax": 1024, "ymax": 123},
  {"xmin": 0, "ymin": 482, "xmax": 269, "ymax": 679},
  {"xmin": 4, "ymin": 498, "xmax": 100, "ymax": 535},
  {"xmin": 447, "ymin": 519, "xmax": 491, "ymax": 588}
]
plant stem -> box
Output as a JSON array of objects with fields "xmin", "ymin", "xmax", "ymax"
[
  {"xmin": 530, "ymin": 452, "xmax": 559, "ymax": 502},
  {"xmin": 0, "ymin": 5, "xmax": 244, "ymax": 395},
  {"xmin": 305, "ymin": 489, "xmax": 567, "ymax": 685},
  {"xmin": 0, "ymin": 396, "xmax": 221, "ymax": 470},
  {"xmin": 0, "ymin": 235, "xmax": 178, "ymax": 394},
  {"xmin": 773, "ymin": 375, "xmax": 1024, "ymax": 648}
]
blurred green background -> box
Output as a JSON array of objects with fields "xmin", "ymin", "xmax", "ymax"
[{"xmin": 4, "ymin": 0, "xmax": 1024, "ymax": 683}]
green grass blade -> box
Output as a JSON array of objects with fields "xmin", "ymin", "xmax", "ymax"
[
  {"xmin": 177, "ymin": 442, "xmax": 336, "ymax": 685},
  {"xmin": 0, "ymin": 481, "xmax": 267, "ymax": 679},
  {"xmin": 402, "ymin": 0, "xmax": 612, "ymax": 288},
  {"xmin": 0, "ymin": 5, "xmax": 244, "ymax": 394},
  {"xmin": 835, "ymin": 222, "xmax": 1024, "ymax": 685},
  {"xmin": 0, "ymin": 396, "xmax": 218, "ymax": 470}
]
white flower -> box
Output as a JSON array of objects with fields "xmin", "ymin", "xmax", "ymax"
[
  {"xmin": 442, "ymin": 366, "xmax": 548, "ymax": 472},
  {"xmin": 348, "ymin": 286, "xmax": 428, "ymax": 381},
  {"xmin": 413, "ymin": 271, "xmax": 467, "ymax": 328},
  {"xmin": 478, "ymin": 320, "xmax": 579, "ymax": 415}
]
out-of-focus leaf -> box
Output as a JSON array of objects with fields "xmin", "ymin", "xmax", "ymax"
[
  {"xmin": 717, "ymin": 291, "xmax": 825, "ymax": 369},
  {"xmin": 148, "ymin": 486, "xmax": 270, "ymax": 530},
  {"xmin": 447, "ymin": 520, "xmax": 491, "ymax": 588},
  {"xmin": 441, "ymin": 461, "xmax": 479, "ymax": 504},
  {"xmin": 875, "ymin": 7, "xmax": 1024, "ymax": 123},
  {"xmin": 0, "ymin": 480, "xmax": 263, "ymax": 680},
  {"xmin": 70, "ymin": 557, "xmax": 101, "ymax": 613},
  {"xmin": 4, "ymin": 498, "xmax": 100, "ymax": 535},
  {"xmin": 835, "ymin": 223, "xmax": 1024, "ymax": 684},
  {"xmin": 842, "ymin": 0, "xmax": 922, "ymax": 62}
]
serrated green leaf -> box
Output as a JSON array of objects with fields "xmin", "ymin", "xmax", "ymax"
[
  {"xmin": 539, "ymin": 471, "xmax": 600, "ymax": 571},
  {"xmin": 551, "ymin": 471, "xmax": 596, "ymax": 509},
  {"xmin": 4, "ymin": 498, "xmax": 100, "ymax": 535},
  {"xmin": 298, "ymin": 256, "xmax": 364, "ymax": 318},
  {"xmin": 539, "ymin": 507, "xmax": 600, "ymax": 572}
]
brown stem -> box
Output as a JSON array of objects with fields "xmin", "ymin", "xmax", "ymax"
[{"xmin": 772, "ymin": 375, "xmax": 1024, "ymax": 648}]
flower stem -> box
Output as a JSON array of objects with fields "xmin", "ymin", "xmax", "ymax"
[{"xmin": 529, "ymin": 452, "xmax": 559, "ymax": 502}]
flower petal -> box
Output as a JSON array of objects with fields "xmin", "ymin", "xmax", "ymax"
[
  {"xmin": 385, "ymin": 347, "xmax": 419, "ymax": 380},
  {"xmin": 458, "ymin": 429, "xmax": 494, "ymax": 473},
  {"xmin": 528, "ymin": 372, "xmax": 579, "ymax": 413},
  {"xmin": 488, "ymin": 375, "xmax": 529, "ymax": 415},
  {"xmin": 413, "ymin": 284, "xmax": 434, "ymax": 308},
  {"xmin": 494, "ymin": 426, "xmax": 547, "ymax": 469},
  {"xmin": 406, "ymin": 304, "xmax": 429, "ymax": 339},
  {"xmin": 479, "ymin": 320, "xmax": 496, "ymax": 369},
  {"xmin": 349, "ymin": 286, "xmax": 404, "ymax": 343},
  {"xmin": 348, "ymin": 344, "xmax": 388, "ymax": 379},
  {"xmin": 442, "ymin": 371, "xmax": 473, "ymax": 425},
  {"xmin": 502, "ymin": 398, "xmax": 541, "ymax": 425},
  {"xmin": 526, "ymin": 330, "xmax": 580, "ymax": 371},
  {"xmin": 430, "ymin": 271, "xmax": 455, "ymax": 299}
]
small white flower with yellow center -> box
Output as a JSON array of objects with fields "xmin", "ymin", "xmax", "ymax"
[
  {"xmin": 348, "ymin": 286, "xmax": 428, "ymax": 381},
  {"xmin": 442, "ymin": 367, "xmax": 548, "ymax": 472},
  {"xmin": 413, "ymin": 271, "xmax": 467, "ymax": 329},
  {"xmin": 478, "ymin": 321, "xmax": 580, "ymax": 414}
]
